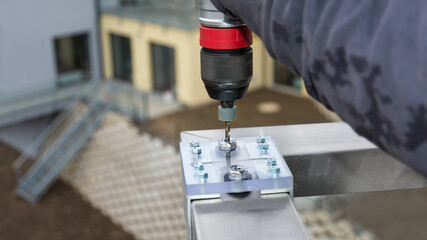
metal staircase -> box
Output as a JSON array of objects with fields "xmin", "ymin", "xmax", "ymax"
[
  {"xmin": 15, "ymin": 100, "xmax": 110, "ymax": 202},
  {"xmin": 12, "ymin": 80, "xmax": 150, "ymax": 203}
]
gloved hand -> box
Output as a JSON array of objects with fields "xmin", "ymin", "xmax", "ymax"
[
  {"xmin": 210, "ymin": 0, "xmax": 244, "ymax": 25},
  {"xmin": 210, "ymin": 0, "xmax": 263, "ymax": 35}
]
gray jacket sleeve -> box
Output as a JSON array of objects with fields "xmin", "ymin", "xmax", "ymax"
[{"xmin": 214, "ymin": 0, "xmax": 427, "ymax": 176}]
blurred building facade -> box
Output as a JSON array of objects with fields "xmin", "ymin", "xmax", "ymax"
[{"xmin": 98, "ymin": 0, "xmax": 303, "ymax": 106}]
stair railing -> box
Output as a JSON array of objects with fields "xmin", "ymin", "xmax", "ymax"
[{"xmin": 12, "ymin": 80, "xmax": 100, "ymax": 181}]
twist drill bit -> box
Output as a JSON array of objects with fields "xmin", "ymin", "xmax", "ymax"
[{"xmin": 225, "ymin": 121, "xmax": 231, "ymax": 143}]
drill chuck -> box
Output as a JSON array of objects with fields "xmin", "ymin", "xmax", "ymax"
[
  {"xmin": 201, "ymin": 47, "xmax": 252, "ymax": 103},
  {"xmin": 199, "ymin": 26, "xmax": 253, "ymax": 105}
]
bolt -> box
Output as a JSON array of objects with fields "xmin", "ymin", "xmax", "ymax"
[
  {"xmin": 269, "ymin": 166, "xmax": 281, "ymax": 175},
  {"xmin": 194, "ymin": 162, "xmax": 204, "ymax": 171},
  {"xmin": 267, "ymin": 158, "xmax": 277, "ymax": 167},
  {"xmin": 257, "ymin": 136, "xmax": 266, "ymax": 143},
  {"xmin": 198, "ymin": 171, "xmax": 208, "ymax": 179},
  {"xmin": 192, "ymin": 147, "xmax": 202, "ymax": 155},
  {"xmin": 190, "ymin": 140, "xmax": 199, "ymax": 148},
  {"xmin": 259, "ymin": 143, "xmax": 269, "ymax": 151}
]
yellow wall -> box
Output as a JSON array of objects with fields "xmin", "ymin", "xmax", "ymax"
[{"xmin": 100, "ymin": 14, "xmax": 274, "ymax": 107}]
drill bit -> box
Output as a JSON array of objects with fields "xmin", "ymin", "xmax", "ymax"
[{"xmin": 225, "ymin": 121, "xmax": 231, "ymax": 142}]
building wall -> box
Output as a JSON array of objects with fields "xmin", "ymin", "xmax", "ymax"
[
  {"xmin": 0, "ymin": 0, "xmax": 100, "ymax": 96},
  {"xmin": 100, "ymin": 14, "xmax": 274, "ymax": 107}
]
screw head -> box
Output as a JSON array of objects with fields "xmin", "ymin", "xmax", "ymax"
[
  {"xmin": 257, "ymin": 136, "xmax": 266, "ymax": 143},
  {"xmin": 269, "ymin": 166, "xmax": 281, "ymax": 175},
  {"xmin": 198, "ymin": 171, "xmax": 208, "ymax": 179},
  {"xmin": 194, "ymin": 162, "xmax": 204, "ymax": 171},
  {"xmin": 192, "ymin": 147, "xmax": 202, "ymax": 155},
  {"xmin": 259, "ymin": 143, "xmax": 269, "ymax": 151},
  {"xmin": 267, "ymin": 158, "xmax": 277, "ymax": 167},
  {"xmin": 190, "ymin": 140, "xmax": 199, "ymax": 148}
]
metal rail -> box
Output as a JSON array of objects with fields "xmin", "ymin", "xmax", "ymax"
[{"xmin": 181, "ymin": 123, "xmax": 427, "ymax": 197}]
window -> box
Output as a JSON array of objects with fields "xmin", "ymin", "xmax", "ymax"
[
  {"xmin": 54, "ymin": 33, "xmax": 90, "ymax": 86},
  {"xmin": 111, "ymin": 34, "xmax": 133, "ymax": 82},
  {"xmin": 274, "ymin": 61, "xmax": 302, "ymax": 89},
  {"xmin": 151, "ymin": 43, "xmax": 176, "ymax": 94}
]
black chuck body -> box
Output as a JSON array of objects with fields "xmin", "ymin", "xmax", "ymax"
[{"xmin": 200, "ymin": 47, "xmax": 253, "ymax": 104}]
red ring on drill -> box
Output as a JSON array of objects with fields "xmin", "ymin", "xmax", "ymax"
[{"xmin": 200, "ymin": 25, "xmax": 253, "ymax": 49}]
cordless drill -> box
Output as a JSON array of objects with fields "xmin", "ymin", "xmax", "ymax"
[{"xmin": 199, "ymin": 0, "xmax": 253, "ymax": 142}]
